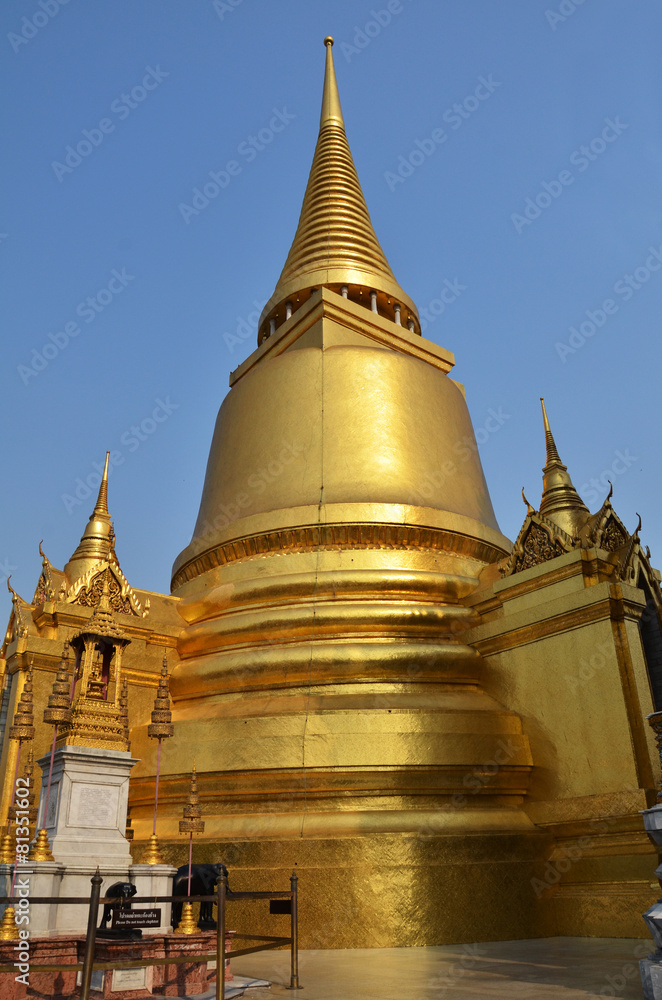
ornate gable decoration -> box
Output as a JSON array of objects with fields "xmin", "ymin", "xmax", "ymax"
[
  {"xmin": 67, "ymin": 561, "xmax": 150, "ymax": 618},
  {"xmin": 33, "ymin": 541, "xmax": 57, "ymax": 605},
  {"xmin": 6, "ymin": 578, "xmax": 29, "ymax": 642},
  {"xmin": 502, "ymin": 511, "xmax": 572, "ymax": 577}
]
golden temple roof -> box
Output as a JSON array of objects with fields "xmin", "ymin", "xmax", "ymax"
[
  {"xmin": 258, "ymin": 37, "xmax": 420, "ymax": 339},
  {"xmin": 538, "ymin": 398, "xmax": 590, "ymax": 537}
]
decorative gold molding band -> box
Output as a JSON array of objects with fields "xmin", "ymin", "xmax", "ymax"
[{"xmin": 172, "ymin": 522, "xmax": 506, "ymax": 590}]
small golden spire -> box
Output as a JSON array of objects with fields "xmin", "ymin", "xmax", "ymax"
[
  {"xmin": 538, "ymin": 398, "xmax": 589, "ymax": 537},
  {"xmin": 141, "ymin": 834, "xmax": 166, "ymax": 865},
  {"xmin": 320, "ymin": 37, "xmax": 344, "ymax": 130},
  {"xmin": 148, "ymin": 654, "xmax": 175, "ymax": 740},
  {"xmin": 64, "ymin": 452, "xmax": 114, "ymax": 583},
  {"xmin": 179, "ymin": 765, "xmax": 205, "ymax": 835},
  {"xmin": 258, "ymin": 37, "xmax": 419, "ymax": 339},
  {"xmin": 43, "ymin": 643, "xmax": 72, "ymax": 728},
  {"xmin": 29, "ymin": 828, "xmax": 55, "ymax": 862},
  {"xmin": 0, "ymin": 906, "xmax": 18, "ymax": 940},
  {"xmin": 9, "ymin": 665, "xmax": 35, "ymax": 742}
]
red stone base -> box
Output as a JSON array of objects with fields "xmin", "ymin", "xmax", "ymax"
[{"xmin": 0, "ymin": 930, "xmax": 235, "ymax": 999}]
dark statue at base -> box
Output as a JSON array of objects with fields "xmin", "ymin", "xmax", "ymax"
[
  {"xmin": 171, "ymin": 864, "xmax": 230, "ymax": 930},
  {"xmin": 97, "ymin": 881, "xmax": 141, "ymax": 939}
]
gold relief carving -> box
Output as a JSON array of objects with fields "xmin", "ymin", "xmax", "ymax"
[
  {"xmin": 76, "ymin": 569, "xmax": 132, "ymax": 614},
  {"xmin": 68, "ymin": 561, "xmax": 149, "ymax": 618},
  {"xmin": 600, "ymin": 517, "xmax": 627, "ymax": 553},
  {"xmin": 173, "ymin": 522, "xmax": 506, "ymax": 589},
  {"xmin": 511, "ymin": 522, "xmax": 566, "ymax": 574}
]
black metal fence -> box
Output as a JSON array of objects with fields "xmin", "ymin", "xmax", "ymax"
[{"xmin": 0, "ymin": 870, "xmax": 301, "ymax": 1000}]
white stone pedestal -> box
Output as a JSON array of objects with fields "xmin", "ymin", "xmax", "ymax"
[
  {"xmin": 129, "ymin": 863, "xmax": 177, "ymax": 934},
  {"xmin": 15, "ymin": 860, "xmax": 65, "ymax": 936},
  {"xmin": 36, "ymin": 746, "xmax": 138, "ymax": 866},
  {"xmin": 28, "ymin": 745, "xmax": 140, "ymax": 934}
]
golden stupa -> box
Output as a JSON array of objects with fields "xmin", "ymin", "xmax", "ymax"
[{"xmin": 1, "ymin": 39, "xmax": 661, "ymax": 948}]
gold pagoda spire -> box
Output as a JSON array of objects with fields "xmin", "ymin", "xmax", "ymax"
[
  {"xmin": 64, "ymin": 452, "xmax": 113, "ymax": 582},
  {"xmin": 539, "ymin": 398, "xmax": 589, "ymax": 537},
  {"xmin": 258, "ymin": 37, "xmax": 420, "ymax": 340}
]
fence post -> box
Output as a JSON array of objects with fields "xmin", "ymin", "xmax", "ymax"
[
  {"xmin": 287, "ymin": 870, "xmax": 300, "ymax": 989},
  {"xmin": 215, "ymin": 872, "xmax": 226, "ymax": 1000},
  {"xmin": 80, "ymin": 868, "xmax": 102, "ymax": 1000}
]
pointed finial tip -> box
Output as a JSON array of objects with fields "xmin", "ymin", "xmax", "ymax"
[{"xmin": 324, "ymin": 36, "xmax": 334, "ymax": 46}]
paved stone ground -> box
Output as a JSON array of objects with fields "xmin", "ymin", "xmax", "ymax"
[{"xmin": 218, "ymin": 937, "xmax": 653, "ymax": 999}]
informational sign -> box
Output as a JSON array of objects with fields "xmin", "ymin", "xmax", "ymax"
[{"xmin": 112, "ymin": 908, "xmax": 161, "ymax": 928}]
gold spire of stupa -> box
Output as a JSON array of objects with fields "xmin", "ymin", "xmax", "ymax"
[
  {"xmin": 539, "ymin": 398, "xmax": 590, "ymax": 537},
  {"xmin": 64, "ymin": 451, "xmax": 113, "ymax": 582},
  {"xmin": 258, "ymin": 37, "xmax": 420, "ymax": 340}
]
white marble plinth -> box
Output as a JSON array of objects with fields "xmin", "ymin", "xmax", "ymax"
[
  {"xmin": 36, "ymin": 746, "xmax": 138, "ymax": 866},
  {"xmin": 13, "ymin": 860, "xmax": 66, "ymax": 936},
  {"xmin": 128, "ymin": 863, "xmax": 177, "ymax": 935}
]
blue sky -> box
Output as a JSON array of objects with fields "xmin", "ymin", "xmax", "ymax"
[{"xmin": 2, "ymin": 0, "xmax": 661, "ymax": 613}]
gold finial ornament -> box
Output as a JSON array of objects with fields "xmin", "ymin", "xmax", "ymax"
[
  {"xmin": 143, "ymin": 653, "xmax": 174, "ymax": 863},
  {"xmin": 175, "ymin": 902, "xmax": 198, "ymax": 935},
  {"xmin": 179, "ymin": 766, "xmax": 205, "ymax": 835},
  {"xmin": 148, "ymin": 655, "xmax": 175, "ymax": 740},
  {"xmin": 119, "ymin": 676, "xmax": 130, "ymax": 744},
  {"xmin": 0, "ymin": 825, "xmax": 16, "ymax": 863},
  {"xmin": 9, "ymin": 666, "xmax": 35, "ymax": 742},
  {"xmin": 175, "ymin": 767, "xmax": 205, "ymax": 934},
  {"xmin": 29, "ymin": 828, "xmax": 54, "ymax": 862},
  {"xmin": 0, "ymin": 907, "xmax": 18, "ymax": 940},
  {"xmin": 258, "ymin": 34, "xmax": 420, "ymax": 339},
  {"xmin": 43, "ymin": 643, "xmax": 73, "ymax": 727},
  {"xmin": 538, "ymin": 398, "xmax": 589, "ymax": 537},
  {"xmin": 141, "ymin": 833, "xmax": 166, "ymax": 865}
]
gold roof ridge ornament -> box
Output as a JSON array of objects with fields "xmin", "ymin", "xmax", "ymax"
[
  {"xmin": 64, "ymin": 451, "xmax": 114, "ymax": 583},
  {"xmin": 538, "ymin": 397, "xmax": 590, "ymax": 537},
  {"xmin": 258, "ymin": 36, "xmax": 420, "ymax": 342}
]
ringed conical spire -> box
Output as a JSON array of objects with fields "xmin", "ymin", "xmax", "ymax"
[
  {"xmin": 64, "ymin": 452, "xmax": 114, "ymax": 583},
  {"xmin": 258, "ymin": 37, "xmax": 420, "ymax": 340},
  {"xmin": 539, "ymin": 399, "xmax": 590, "ymax": 537}
]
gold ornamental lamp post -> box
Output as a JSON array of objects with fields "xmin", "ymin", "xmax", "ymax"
[
  {"xmin": 142, "ymin": 654, "xmax": 174, "ymax": 865},
  {"xmin": 175, "ymin": 766, "xmax": 204, "ymax": 935},
  {"xmin": 0, "ymin": 665, "xmax": 35, "ymax": 940},
  {"xmin": 30, "ymin": 643, "xmax": 72, "ymax": 861}
]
